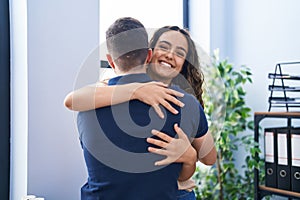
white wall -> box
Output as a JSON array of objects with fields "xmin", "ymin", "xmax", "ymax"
[
  {"xmin": 10, "ymin": 0, "xmax": 28, "ymax": 199},
  {"xmin": 210, "ymin": 0, "xmax": 300, "ymax": 116},
  {"xmin": 11, "ymin": 1, "xmax": 184, "ymax": 199},
  {"xmin": 189, "ymin": 0, "xmax": 210, "ymax": 54},
  {"xmin": 11, "ymin": 0, "xmax": 300, "ymax": 199},
  {"xmin": 11, "ymin": 0, "xmax": 99, "ymax": 200},
  {"xmin": 208, "ymin": 2, "xmax": 300, "ymax": 199}
]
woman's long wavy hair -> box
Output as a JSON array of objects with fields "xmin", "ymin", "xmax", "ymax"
[{"xmin": 149, "ymin": 26, "xmax": 205, "ymax": 108}]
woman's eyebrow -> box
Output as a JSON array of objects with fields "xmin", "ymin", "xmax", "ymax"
[
  {"xmin": 159, "ymin": 41, "xmax": 187, "ymax": 53},
  {"xmin": 158, "ymin": 40, "xmax": 171, "ymax": 46}
]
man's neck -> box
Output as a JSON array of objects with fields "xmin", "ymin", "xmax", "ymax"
[
  {"xmin": 147, "ymin": 69, "xmax": 172, "ymax": 85},
  {"xmin": 116, "ymin": 66, "xmax": 147, "ymax": 76}
]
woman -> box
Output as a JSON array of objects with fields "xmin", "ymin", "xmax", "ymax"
[{"xmin": 65, "ymin": 26, "xmax": 216, "ymax": 200}]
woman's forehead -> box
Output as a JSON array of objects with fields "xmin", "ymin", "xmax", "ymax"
[{"xmin": 158, "ymin": 31, "xmax": 188, "ymax": 49}]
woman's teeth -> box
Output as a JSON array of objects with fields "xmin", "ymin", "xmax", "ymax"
[{"xmin": 160, "ymin": 61, "xmax": 172, "ymax": 68}]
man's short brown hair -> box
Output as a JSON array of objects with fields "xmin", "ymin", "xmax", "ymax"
[{"xmin": 106, "ymin": 17, "xmax": 149, "ymax": 71}]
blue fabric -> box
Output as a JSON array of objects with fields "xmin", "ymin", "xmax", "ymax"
[
  {"xmin": 78, "ymin": 73, "xmax": 208, "ymax": 200},
  {"xmin": 177, "ymin": 190, "xmax": 196, "ymax": 200}
]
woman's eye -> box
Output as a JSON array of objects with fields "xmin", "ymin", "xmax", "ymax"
[{"xmin": 176, "ymin": 51, "xmax": 186, "ymax": 58}]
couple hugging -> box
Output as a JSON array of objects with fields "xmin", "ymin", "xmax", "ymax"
[{"xmin": 64, "ymin": 17, "xmax": 216, "ymax": 200}]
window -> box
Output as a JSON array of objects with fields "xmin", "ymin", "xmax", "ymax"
[
  {"xmin": 99, "ymin": 0, "xmax": 210, "ymax": 57},
  {"xmin": 99, "ymin": 0, "xmax": 183, "ymax": 43}
]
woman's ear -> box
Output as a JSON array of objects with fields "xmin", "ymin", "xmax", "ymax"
[
  {"xmin": 145, "ymin": 49, "xmax": 153, "ymax": 64},
  {"xmin": 106, "ymin": 54, "xmax": 115, "ymax": 69}
]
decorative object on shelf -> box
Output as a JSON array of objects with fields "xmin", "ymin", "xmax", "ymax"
[{"xmin": 268, "ymin": 62, "xmax": 300, "ymax": 112}]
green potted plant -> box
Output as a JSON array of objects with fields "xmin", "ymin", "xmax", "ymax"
[{"xmin": 193, "ymin": 49, "xmax": 264, "ymax": 200}]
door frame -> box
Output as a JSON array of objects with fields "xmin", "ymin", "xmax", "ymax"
[{"xmin": 0, "ymin": 0, "xmax": 11, "ymax": 199}]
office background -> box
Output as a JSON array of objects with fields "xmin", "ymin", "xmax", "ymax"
[{"xmin": 7, "ymin": 0, "xmax": 300, "ymax": 200}]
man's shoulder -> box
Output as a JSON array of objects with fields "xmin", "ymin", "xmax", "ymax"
[
  {"xmin": 77, "ymin": 110, "xmax": 98, "ymax": 124},
  {"xmin": 170, "ymin": 85, "xmax": 199, "ymax": 105}
]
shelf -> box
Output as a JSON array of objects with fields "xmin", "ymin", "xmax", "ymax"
[
  {"xmin": 254, "ymin": 112, "xmax": 300, "ymax": 117},
  {"xmin": 254, "ymin": 112, "xmax": 300, "ymax": 200},
  {"xmin": 268, "ymin": 73, "xmax": 300, "ymax": 80},
  {"xmin": 259, "ymin": 185, "xmax": 300, "ymax": 198},
  {"xmin": 269, "ymin": 85, "xmax": 300, "ymax": 92},
  {"xmin": 269, "ymin": 97, "xmax": 300, "ymax": 105},
  {"xmin": 268, "ymin": 62, "xmax": 300, "ymax": 111}
]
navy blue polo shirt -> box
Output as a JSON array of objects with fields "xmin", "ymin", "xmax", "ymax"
[{"xmin": 77, "ymin": 73, "xmax": 208, "ymax": 200}]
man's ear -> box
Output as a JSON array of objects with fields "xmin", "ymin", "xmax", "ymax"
[
  {"xmin": 145, "ymin": 49, "xmax": 152, "ymax": 64},
  {"xmin": 106, "ymin": 54, "xmax": 115, "ymax": 69}
]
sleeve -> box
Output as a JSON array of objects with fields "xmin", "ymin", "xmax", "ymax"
[
  {"xmin": 194, "ymin": 103, "xmax": 208, "ymax": 138},
  {"xmin": 178, "ymin": 93, "xmax": 208, "ymax": 139}
]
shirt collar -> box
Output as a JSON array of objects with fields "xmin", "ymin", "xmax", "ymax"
[{"xmin": 108, "ymin": 73, "xmax": 152, "ymax": 85}]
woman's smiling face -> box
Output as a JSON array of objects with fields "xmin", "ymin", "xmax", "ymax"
[{"xmin": 149, "ymin": 30, "xmax": 188, "ymax": 83}]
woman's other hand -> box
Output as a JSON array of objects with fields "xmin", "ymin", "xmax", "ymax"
[
  {"xmin": 133, "ymin": 82, "xmax": 185, "ymax": 118},
  {"xmin": 146, "ymin": 123, "xmax": 196, "ymax": 166}
]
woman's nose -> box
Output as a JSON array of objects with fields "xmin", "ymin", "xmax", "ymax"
[{"xmin": 165, "ymin": 49, "xmax": 174, "ymax": 60}]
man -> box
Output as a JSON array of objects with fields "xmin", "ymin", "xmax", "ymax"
[{"xmin": 77, "ymin": 17, "xmax": 208, "ymax": 200}]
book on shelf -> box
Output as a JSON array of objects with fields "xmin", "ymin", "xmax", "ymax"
[
  {"xmin": 291, "ymin": 128, "xmax": 300, "ymax": 193},
  {"xmin": 276, "ymin": 128, "xmax": 291, "ymax": 191},
  {"xmin": 264, "ymin": 128, "xmax": 278, "ymax": 188}
]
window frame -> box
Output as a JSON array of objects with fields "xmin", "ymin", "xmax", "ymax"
[{"xmin": 0, "ymin": 0, "xmax": 11, "ymax": 199}]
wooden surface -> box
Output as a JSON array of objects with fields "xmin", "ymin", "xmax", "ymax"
[
  {"xmin": 255, "ymin": 112, "xmax": 300, "ymax": 117},
  {"xmin": 259, "ymin": 185, "xmax": 300, "ymax": 197}
]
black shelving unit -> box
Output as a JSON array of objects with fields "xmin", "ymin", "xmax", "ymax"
[
  {"xmin": 268, "ymin": 62, "xmax": 300, "ymax": 111},
  {"xmin": 254, "ymin": 112, "xmax": 300, "ymax": 200}
]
